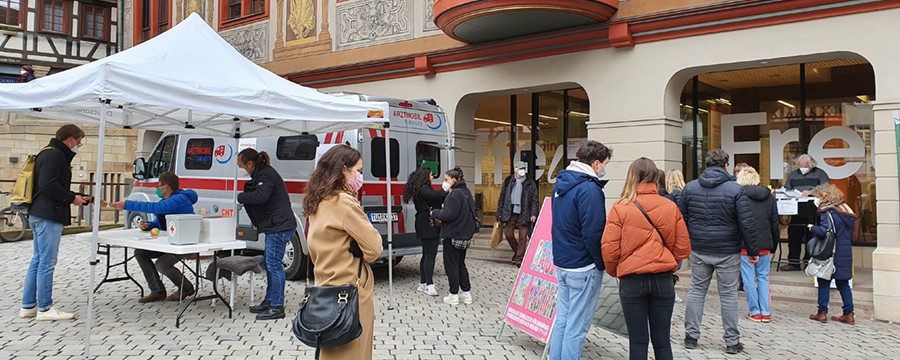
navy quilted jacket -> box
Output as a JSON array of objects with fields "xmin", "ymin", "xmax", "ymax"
[{"xmin": 678, "ymin": 166, "xmax": 759, "ymax": 256}]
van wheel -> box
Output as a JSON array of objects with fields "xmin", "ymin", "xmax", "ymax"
[
  {"xmin": 392, "ymin": 256, "xmax": 403, "ymax": 267},
  {"xmin": 127, "ymin": 212, "xmax": 146, "ymax": 230},
  {"xmin": 283, "ymin": 233, "xmax": 307, "ymax": 280}
]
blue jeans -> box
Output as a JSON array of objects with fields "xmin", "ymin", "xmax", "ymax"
[
  {"xmin": 817, "ymin": 278, "xmax": 854, "ymax": 315},
  {"xmin": 22, "ymin": 216, "xmax": 64, "ymax": 311},
  {"xmin": 264, "ymin": 230, "xmax": 293, "ymax": 307},
  {"xmin": 740, "ymin": 254, "xmax": 771, "ymax": 316},
  {"xmin": 550, "ymin": 268, "xmax": 604, "ymax": 360}
]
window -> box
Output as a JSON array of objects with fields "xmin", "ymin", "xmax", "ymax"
[
  {"xmin": 219, "ymin": 0, "xmax": 268, "ymax": 28},
  {"xmin": 0, "ymin": 0, "xmax": 20, "ymax": 26},
  {"xmin": 276, "ymin": 135, "xmax": 319, "ymax": 161},
  {"xmin": 40, "ymin": 0, "xmax": 68, "ymax": 34},
  {"xmin": 81, "ymin": 4, "xmax": 109, "ymax": 40},
  {"xmin": 148, "ymin": 136, "xmax": 178, "ymax": 178},
  {"xmin": 135, "ymin": 0, "xmax": 170, "ymax": 44},
  {"xmin": 416, "ymin": 142, "xmax": 441, "ymax": 177},
  {"xmin": 184, "ymin": 138, "xmax": 214, "ymax": 170},
  {"xmin": 371, "ymin": 137, "xmax": 400, "ymax": 178}
]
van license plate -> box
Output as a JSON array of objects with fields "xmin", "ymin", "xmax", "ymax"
[{"xmin": 368, "ymin": 212, "xmax": 398, "ymax": 223}]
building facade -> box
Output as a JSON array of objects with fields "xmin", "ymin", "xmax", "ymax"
[
  {"xmin": 123, "ymin": 0, "xmax": 900, "ymax": 322},
  {"xmin": 0, "ymin": 0, "xmax": 137, "ymax": 206}
]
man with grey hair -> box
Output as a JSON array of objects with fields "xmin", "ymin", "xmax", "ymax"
[
  {"xmin": 497, "ymin": 160, "xmax": 538, "ymax": 267},
  {"xmin": 679, "ymin": 149, "xmax": 758, "ymax": 354},
  {"xmin": 780, "ymin": 154, "xmax": 830, "ymax": 271}
]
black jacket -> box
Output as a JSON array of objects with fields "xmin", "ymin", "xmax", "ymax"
[
  {"xmin": 412, "ymin": 184, "xmax": 446, "ymax": 240},
  {"xmin": 664, "ymin": 188, "xmax": 683, "ymax": 206},
  {"xmin": 679, "ymin": 167, "xmax": 759, "ymax": 256},
  {"xmin": 740, "ymin": 185, "xmax": 780, "ymax": 253},
  {"xmin": 29, "ymin": 138, "xmax": 77, "ymax": 225},
  {"xmin": 238, "ymin": 164, "xmax": 297, "ymax": 234},
  {"xmin": 432, "ymin": 180, "xmax": 477, "ymax": 240},
  {"xmin": 497, "ymin": 175, "xmax": 539, "ymax": 226}
]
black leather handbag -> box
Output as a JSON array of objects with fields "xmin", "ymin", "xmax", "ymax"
[
  {"xmin": 807, "ymin": 212, "xmax": 837, "ymax": 261},
  {"xmin": 292, "ymin": 251, "xmax": 363, "ymax": 359}
]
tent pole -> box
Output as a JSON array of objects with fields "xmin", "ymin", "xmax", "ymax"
[
  {"xmin": 85, "ymin": 99, "xmax": 108, "ymax": 359},
  {"xmin": 385, "ymin": 123, "xmax": 394, "ymax": 311}
]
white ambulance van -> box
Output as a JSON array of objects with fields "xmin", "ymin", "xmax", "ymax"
[{"xmin": 128, "ymin": 95, "xmax": 452, "ymax": 279}]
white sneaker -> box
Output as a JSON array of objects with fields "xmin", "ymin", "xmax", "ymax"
[
  {"xmin": 36, "ymin": 307, "xmax": 75, "ymax": 321},
  {"xmin": 461, "ymin": 291, "xmax": 473, "ymax": 305},
  {"xmin": 18, "ymin": 307, "xmax": 37, "ymax": 318},
  {"xmin": 675, "ymin": 294, "xmax": 683, "ymax": 303},
  {"xmin": 443, "ymin": 294, "xmax": 460, "ymax": 306},
  {"xmin": 424, "ymin": 284, "xmax": 438, "ymax": 296},
  {"xmin": 417, "ymin": 283, "xmax": 426, "ymax": 292}
]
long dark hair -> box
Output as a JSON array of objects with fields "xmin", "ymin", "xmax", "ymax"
[
  {"xmin": 238, "ymin": 148, "xmax": 271, "ymax": 169},
  {"xmin": 303, "ymin": 145, "xmax": 362, "ymax": 216},
  {"xmin": 402, "ymin": 167, "xmax": 432, "ymax": 204}
]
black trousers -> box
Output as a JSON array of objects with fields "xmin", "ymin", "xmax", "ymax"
[
  {"xmin": 442, "ymin": 238, "xmax": 471, "ymax": 294},
  {"xmin": 619, "ymin": 272, "xmax": 676, "ymax": 360},
  {"xmin": 419, "ymin": 237, "xmax": 440, "ymax": 285},
  {"xmin": 788, "ymin": 215, "xmax": 813, "ymax": 264}
]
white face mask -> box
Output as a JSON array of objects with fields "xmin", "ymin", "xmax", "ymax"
[
  {"xmin": 813, "ymin": 198, "xmax": 821, "ymax": 207},
  {"xmin": 517, "ymin": 169, "xmax": 526, "ymax": 178},
  {"xmin": 70, "ymin": 145, "xmax": 80, "ymax": 153},
  {"xmin": 441, "ymin": 181, "xmax": 451, "ymax": 192},
  {"xmin": 239, "ymin": 167, "xmax": 250, "ymax": 177},
  {"xmin": 800, "ymin": 167, "xmax": 810, "ymax": 175},
  {"xmin": 20, "ymin": 70, "xmax": 27, "ymax": 75}
]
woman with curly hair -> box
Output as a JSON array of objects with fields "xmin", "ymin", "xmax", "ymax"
[
  {"xmin": 303, "ymin": 145, "xmax": 383, "ymax": 359},
  {"xmin": 808, "ymin": 183, "xmax": 857, "ymax": 325},
  {"xmin": 403, "ymin": 167, "xmax": 447, "ymax": 296}
]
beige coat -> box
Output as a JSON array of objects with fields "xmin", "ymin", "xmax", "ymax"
[{"xmin": 307, "ymin": 192, "xmax": 383, "ymax": 359}]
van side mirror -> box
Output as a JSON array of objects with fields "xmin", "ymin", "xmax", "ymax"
[{"xmin": 133, "ymin": 158, "xmax": 147, "ymax": 180}]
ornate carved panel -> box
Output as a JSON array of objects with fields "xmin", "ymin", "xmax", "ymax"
[
  {"xmin": 336, "ymin": 0, "xmax": 412, "ymax": 51},
  {"xmin": 424, "ymin": 0, "xmax": 438, "ymax": 32},
  {"xmin": 220, "ymin": 22, "xmax": 271, "ymax": 63},
  {"xmin": 286, "ymin": 0, "xmax": 317, "ymax": 44}
]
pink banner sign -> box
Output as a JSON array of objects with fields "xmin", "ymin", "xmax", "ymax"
[{"xmin": 503, "ymin": 197, "xmax": 558, "ymax": 342}]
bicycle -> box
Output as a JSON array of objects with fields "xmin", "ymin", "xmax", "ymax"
[{"xmin": 0, "ymin": 191, "xmax": 29, "ymax": 242}]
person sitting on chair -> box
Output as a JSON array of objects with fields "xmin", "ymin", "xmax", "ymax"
[{"xmin": 108, "ymin": 172, "xmax": 199, "ymax": 303}]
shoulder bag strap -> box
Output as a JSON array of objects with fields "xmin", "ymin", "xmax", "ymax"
[
  {"xmin": 827, "ymin": 211, "xmax": 837, "ymax": 252},
  {"xmin": 633, "ymin": 200, "xmax": 666, "ymax": 246}
]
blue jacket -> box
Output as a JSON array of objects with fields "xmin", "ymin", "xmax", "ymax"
[
  {"xmin": 679, "ymin": 167, "xmax": 759, "ymax": 256},
  {"xmin": 551, "ymin": 163, "xmax": 607, "ymax": 271},
  {"xmin": 125, "ymin": 189, "xmax": 198, "ymax": 230},
  {"xmin": 811, "ymin": 206, "xmax": 857, "ymax": 280}
]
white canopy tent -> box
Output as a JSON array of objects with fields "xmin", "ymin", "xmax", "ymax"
[{"xmin": 0, "ymin": 14, "xmax": 398, "ymax": 359}]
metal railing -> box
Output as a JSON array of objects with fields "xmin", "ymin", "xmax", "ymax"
[{"xmin": 0, "ymin": 174, "xmax": 132, "ymax": 226}]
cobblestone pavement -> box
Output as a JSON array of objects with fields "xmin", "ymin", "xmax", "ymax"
[{"xmin": 2, "ymin": 234, "xmax": 900, "ymax": 359}]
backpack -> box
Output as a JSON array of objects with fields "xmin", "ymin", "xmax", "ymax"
[{"xmin": 9, "ymin": 146, "xmax": 54, "ymax": 208}]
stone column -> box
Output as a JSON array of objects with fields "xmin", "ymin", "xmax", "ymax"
[{"xmin": 872, "ymin": 99, "xmax": 900, "ymax": 322}]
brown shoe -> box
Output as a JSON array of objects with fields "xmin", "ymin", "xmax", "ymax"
[
  {"xmin": 166, "ymin": 289, "xmax": 195, "ymax": 301},
  {"xmin": 831, "ymin": 312, "xmax": 855, "ymax": 325},
  {"xmin": 809, "ymin": 310, "xmax": 828, "ymax": 323},
  {"xmin": 138, "ymin": 292, "xmax": 167, "ymax": 304}
]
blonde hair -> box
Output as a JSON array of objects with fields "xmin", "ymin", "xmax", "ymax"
[
  {"xmin": 618, "ymin": 157, "xmax": 659, "ymax": 204},
  {"xmin": 733, "ymin": 162, "xmax": 749, "ymax": 176},
  {"xmin": 665, "ymin": 169, "xmax": 685, "ymax": 193},
  {"xmin": 814, "ymin": 183, "xmax": 844, "ymax": 207},
  {"xmin": 736, "ymin": 167, "xmax": 760, "ymax": 186}
]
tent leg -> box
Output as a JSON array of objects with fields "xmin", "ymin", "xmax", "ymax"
[
  {"xmin": 385, "ymin": 125, "xmax": 394, "ymax": 311},
  {"xmin": 85, "ymin": 100, "xmax": 109, "ymax": 359}
]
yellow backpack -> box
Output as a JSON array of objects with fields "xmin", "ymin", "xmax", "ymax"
[{"xmin": 9, "ymin": 146, "xmax": 54, "ymax": 206}]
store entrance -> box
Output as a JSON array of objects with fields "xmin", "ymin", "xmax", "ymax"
[{"xmin": 473, "ymin": 88, "xmax": 589, "ymax": 225}]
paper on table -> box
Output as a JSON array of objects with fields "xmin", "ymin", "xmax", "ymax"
[{"xmin": 777, "ymin": 199, "xmax": 799, "ymax": 215}]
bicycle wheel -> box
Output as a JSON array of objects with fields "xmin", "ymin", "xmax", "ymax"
[{"xmin": 0, "ymin": 207, "xmax": 27, "ymax": 242}]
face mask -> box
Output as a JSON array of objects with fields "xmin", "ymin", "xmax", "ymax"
[
  {"xmin": 800, "ymin": 167, "xmax": 810, "ymax": 175},
  {"xmin": 441, "ymin": 181, "xmax": 452, "ymax": 192},
  {"xmin": 517, "ymin": 169, "xmax": 526, "ymax": 178},
  {"xmin": 70, "ymin": 145, "xmax": 80, "ymax": 153},
  {"xmin": 813, "ymin": 198, "xmax": 821, "ymax": 207},
  {"xmin": 20, "ymin": 70, "xmax": 26, "ymax": 75},
  {"xmin": 348, "ymin": 171, "xmax": 364, "ymax": 192},
  {"xmin": 595, "ymin": 162, "xmax": 607, "ymax": 178},
  {"xmin": 156, "ymin": 187, "xmax": 164, "ymax": 199},
  {"xmin": 239, "ymin": 167, "xmax": 250, "ymax": 177}
]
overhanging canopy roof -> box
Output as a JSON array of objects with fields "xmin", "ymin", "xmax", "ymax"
[{"xmin": 0, "ymin": 14, "xmax": 387, "ymax": 137}]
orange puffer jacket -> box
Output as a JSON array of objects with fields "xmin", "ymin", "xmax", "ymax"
[{"xmin": 602, "ymin": 183, "xmax": 692, "ymax": 278}]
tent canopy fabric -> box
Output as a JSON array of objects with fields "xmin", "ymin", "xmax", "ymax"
[{"xmin": 0, "ymin": 14, "xmax": 388, "ymax": 137}]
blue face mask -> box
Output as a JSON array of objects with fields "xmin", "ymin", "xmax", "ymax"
[
  {"xmin": 598, "ymin": 168, "xmax": 607, "ymax": 178},
  {"xmin": 156, "ymin": 187, "xmax": 164, "ymax": 199}
]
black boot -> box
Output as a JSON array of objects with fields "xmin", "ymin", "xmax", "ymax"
[
  {"xmin": 255, "ymin": 306, "xmax": 285, "ymax": 320},
  {"xmin": 249, "ymin": 300, "xmax": 271, "ymax": 314}
]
